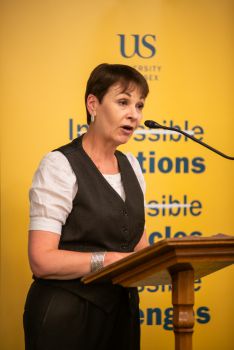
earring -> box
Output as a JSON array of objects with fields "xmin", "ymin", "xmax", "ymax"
[{"xmin": 91, "ymin": 114, "xmax": 95, "ymax": 123}]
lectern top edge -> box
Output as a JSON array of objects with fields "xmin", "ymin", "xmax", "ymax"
[{"xmin": 82, "ymin": 234, "xmax": 234, "ymax": 284}]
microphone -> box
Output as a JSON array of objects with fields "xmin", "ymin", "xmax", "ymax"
[
  {"xmin": 144, "ymin": 120, "xmax": 234, "ymax": 160},
  {"xmin": 144, "ymin": 120, "xmax": 162, "ymax": 129}
]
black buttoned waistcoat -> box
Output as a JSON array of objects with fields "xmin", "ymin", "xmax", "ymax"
[{"xmin": 36, "ymin": 135, "xmax": 145, "ymax": 313}]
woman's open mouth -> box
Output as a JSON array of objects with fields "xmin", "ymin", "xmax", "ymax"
[{"xmin": 121, "ymin": 125, "xmax": 134, "ymax": 134}]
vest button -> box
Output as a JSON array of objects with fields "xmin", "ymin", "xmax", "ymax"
[
  {"xmin": 122, "ymin": 226, "xmax": 128, "ymax": 234},
  {"xmin": 122, "ymin": 209, "xmax": 128, "ymax": 216},
  {"xmin": 121, "ymin": 243, "xmax": 129, "ymax": 250}
]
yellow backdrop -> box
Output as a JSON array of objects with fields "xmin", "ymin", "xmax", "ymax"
[{"xmin": 1, "ymin": 1, "xmax": 234, "ymax": 349}]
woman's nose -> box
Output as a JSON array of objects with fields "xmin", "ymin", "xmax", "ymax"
[{"xmin": 127, "ymin": 105, "xmax": 138, "ymax": 120}]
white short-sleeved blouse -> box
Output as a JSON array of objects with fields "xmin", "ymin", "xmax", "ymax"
[{"xmin": 29, "ymin": 151, "xmax": 145, "ymax": 235}]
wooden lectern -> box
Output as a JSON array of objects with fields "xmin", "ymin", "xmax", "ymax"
[{"xmin": 82, "ymin": 234, "xmax": 234, "ymax": 350}]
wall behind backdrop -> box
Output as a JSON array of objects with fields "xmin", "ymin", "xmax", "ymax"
[{"xmin": 1, "ymin": 1, "xmax": 234, "ymax": 349}]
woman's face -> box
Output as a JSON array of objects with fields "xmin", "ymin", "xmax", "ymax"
[{"xmin": 90, "ymin": 83, "xmax": 145, "ymax": 146}]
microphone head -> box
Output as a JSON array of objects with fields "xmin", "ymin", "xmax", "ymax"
[{"xmin": 144, "ymin": 120, "xmax": 161, "ymax": 129}]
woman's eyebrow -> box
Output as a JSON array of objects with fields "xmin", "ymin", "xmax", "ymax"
[
  {"xmin": 115, "ymin": 91, "xmax": 131, "ymax": 97},
  {"xmin": 116, "ymin": 91, "xmax": 145, "ymax": 100}
]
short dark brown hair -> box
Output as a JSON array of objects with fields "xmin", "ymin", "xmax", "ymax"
[{"xmin": 85, "ymin": 63, "xmax": 149, "ymax": 124}]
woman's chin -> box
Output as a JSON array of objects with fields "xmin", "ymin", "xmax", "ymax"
[{"xmin": 116, "ymin": 134, "xmax": 132, "ymax": 146}]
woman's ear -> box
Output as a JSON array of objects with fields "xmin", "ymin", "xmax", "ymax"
[{"xmin": 86, "ymin": 94, "xmax": 98, "ymax": 116}]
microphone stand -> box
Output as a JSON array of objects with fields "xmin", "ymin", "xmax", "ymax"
[{"xmin": 144, "ymin": 120, "xmax": 234, "ymax": 160}]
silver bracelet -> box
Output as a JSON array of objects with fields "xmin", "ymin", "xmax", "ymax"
[{"xmin": 90, "ymin": 252, "xmax": 106, "ymax": 272}]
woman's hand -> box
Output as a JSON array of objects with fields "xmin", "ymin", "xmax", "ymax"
[
  {"xmin": 103, "ymin": 230, "xmax": 149, "ymax": 267},
  {"xmin": 103, "ymin": 251, "xmax": 134, "ymax": 267}
]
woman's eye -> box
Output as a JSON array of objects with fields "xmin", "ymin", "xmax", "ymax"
[
  {"xmin": 137, "ymin": 103, "xmax": 144, "ymax": 110},
  {"xmin": 118, "ymin": 99, "xmax": 128, "ymax": 106}
]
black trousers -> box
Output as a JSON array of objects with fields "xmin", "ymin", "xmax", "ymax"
[{"xmin": 23, "ymin": 281, "xmax": 140, "ymax": 350}]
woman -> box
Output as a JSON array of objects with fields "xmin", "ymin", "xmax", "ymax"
[{"xmin": 24, "ymin": 63, "xmax": 149, "ymax": 350}]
